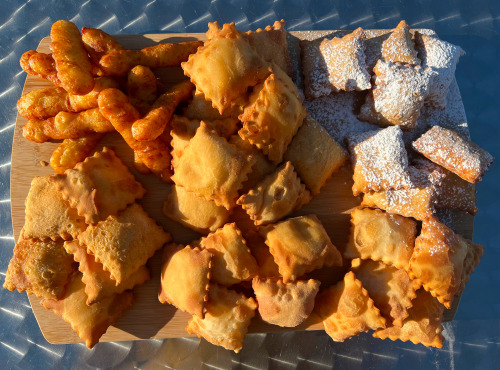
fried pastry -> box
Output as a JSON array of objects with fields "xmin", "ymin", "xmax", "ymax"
[
  {"xmin": 78, "ymin": 204, "xmax": 171, "ymax": 284},
  {"xmin": 64, "ymin": 240, "xmax": 150, "ymax": 305},
  {"xmin": 239, "ymin": 71, "xmax": 306, "ymax": 163},
  {"xmin": 237, "ymin": 162, "xmax": 311, "ymax": 226},
  {"xmin": 415, "ymin": 32, "xmax": 463, "ymax": 108},
  {"xmin": 301, "ymin": 28, "xmax": 371, "ymax": 99},
  {"xmin": 4, "ymin": 236, "xmax": 74, "ymax": 300},
  {"xmin": 198, "ymin": 223, "xmax": 259, "ymax": 286},
  {"xmin": 261, "ymin": 215, "xmax": 342, "ymax": 282},
  {"xmin": 284, "ymin": 115, "xmax": 348, "ymax": 194},
  {"xmin": 182, "ymin": 22, "xmax": 270, "ymax": 114},
  {"xmin": 81, "ymin": 26, "xmax": 124, "ymax": 64},
  {"xmin": 159, "ymin": 244, "xmax": 212, "ymax": 318},
  {"xmin": 351, "ymin": 259, "xmax": 419, "ymax": 327},
  {"xmin": 185, "ymin": 88, "xmax": 242, "ymax": 121},
  {"xmin": 359, "ymin": 60, "xmax": 432, "ymax": 130},
  {"xmin": 127, "ymin": 65, "xmax": 157, "ymax": 104},
  {"xmin": 20, "ymin": 50, "xmax": 62, "ymax": 87},
  {"xmin": 344, "ymin": 208, "xmax": 417, "ymax": 270},
  {"xmin": 316, "ymin": 271, "xmax": 386, "ymax": 342},
  {"xmin": 163, "ymin": 185, "xmax": 231, "ymax": 234},
  {"xmin": 361, "ymin": 165, "xmax": 443, "ymax": 221},
  {"xmin": 23, "ymin": 176, "xmax": 87, "ymax": 240},
  {"xmin": 17, "ymin": 87, "xmax": 69, "ymax": 120},
  {"xmin": 171, "ymin": 123, "xmax": 255, "ymax": 210},
  {"xmin": 252, "ymin": 277, "xmax": 320, "ymax": 327},
  {"xmin": 49, "ymin": 133, "xmax": 103, "ymax": 174},
  {"xmin": 186, "ymin": 284, "xmax": 257, "ymax": 353},
  {"xmin": 244, "ymin": 230, "xmax": 281, "ymax": 279},
  {"xmin": 347, "ymin": 126, "xmax": 412, "ymax": 196},
  {"xmin": 373, "ymin": 289, "xmax": 444, "ymax": 348},
  {"xmin": 50, "ymin": 20, "xmax": 94, "ymax": 95},
  {"xmin": 412, "ymin": 126, "xmax": 494, "ymax": 183},
  {"xmin": 229, "ymin": 134, "xmax": 276, "ymax": 193},
  {"xmin": 98, "ymin": 88, "xmax": 173, "ymax": 182},
  {"xmin": 41, "ymin": 272, "xmax": 134, "ymax": 349},
  {"xmin": 51, "ymin": 147, "xmax": 146, "ymax": 224},
  {"xmin": 409, "ymin": 216, "xmax": 483, "ymax": 308},
  {"xmin": 381, "ymin": 20, "xmax": 420, "ymax": 65}
]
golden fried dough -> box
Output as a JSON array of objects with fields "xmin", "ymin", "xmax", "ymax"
[
  {"xmin": 81, "ymin": 26, "xmax": 124, "ymax": 64},
  {"xmin": 381, "ymin": 20, "xmax": 420, "ymax": 65},
  {"xmin": 49, "ymin": 134, "xmax": 103, "ymax": 174},
  {"xmin": 127, "ymin": 65, "xmax": 157, "ymax": 104}
]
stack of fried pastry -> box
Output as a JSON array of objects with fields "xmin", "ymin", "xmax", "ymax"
[{"xmin": 7, "ymin": 18, "xmax": 494, "ymax": 352}]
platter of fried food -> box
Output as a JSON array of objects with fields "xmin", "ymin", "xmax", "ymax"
[{"xmin": 8, "ymin": 18, "xmax": 492, "ymax": 352}]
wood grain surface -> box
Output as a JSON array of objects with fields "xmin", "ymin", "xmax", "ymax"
[{"xmin": 10, "ymin": 32, "xmax": 474, "ymax": 345}]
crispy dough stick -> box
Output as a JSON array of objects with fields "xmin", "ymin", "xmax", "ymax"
[
  {"xmin": 50, "ymin": 20, "xmax": 94, "ymax": 95},
  {"xmin": 17, "ymin": 77, "xmax": 119, "ymax": 120},
  {"xmin": 127, "ymin": 65, "xmax": 157, "ymax": 104},
  {"xmin": 132, "ymin": 80, "xmax": 194, "ymax": 141},
  {"xmin": 20, "ymin": 50, "xmax": 62, "ymax": 86},
  {"xmin": 23, "ymin": 108, "xmax": 114, "ymax": 143},
  {"xmin": 50, "ymin": 134, "xmax": 103, "ymax": 174},
  {"xmin": 98, "ymin": 88, "xmax": 173, "ymax": 182},
  {"xmin": 81, "ymin": 27, "xmax": 124, "ymax": 64},
  {"xmin": 133, "ymin": 151, "xmax": 151, "ymax": 174},
  {"xmin": 99, "ymin": 41, "xmax": 203, "ymax": 76},
  {"xmin": 17, "ymin": 87, "xmax": 69, "ymax": 120}
]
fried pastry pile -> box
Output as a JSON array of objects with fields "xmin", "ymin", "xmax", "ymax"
[
  {"xmin": 8, "ymin": 17, "xmax": 492, "ymax": 353},
  {"xmin": 4, "ymin": 148, "xmax": 171, "ymax": 348}
]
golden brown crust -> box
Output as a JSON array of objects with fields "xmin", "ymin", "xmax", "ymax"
[
  {"xmin": 41, "ymin": 272, "xmax": 134, "ymax": 349},
  {"xmin": 350, "ymin": 259, "xmax": 419, "ymax": 327},
  {"xmin": 49, "ymin": 134, "xmax": 103, "ymax": 174},
  {"xmin": 17, "ymin": 87, "xmax": 70, "ymax": 120},
  {"xmin": 171, "ymin": 123, "xmax": 255, "ymax": 210},
  {"xmin": 373, "ymin": 289, "xmax": 444, "ymax": 348},
  {"xmin": 78, "ymin": 204, "xmax": 171, "ymax": 285},
  {"xmin": 261, "ymin": 215, "xmax": 343, "ymax": 282},
  {"xmin": 50, "ymin": 20, "xmax": 94, "ymax": 95},
  {"xmin": 344, "ymin": 207, "xmax": 417, "ymax": 270},
  {"xmin": 316, "ymin": 271, "xmax": 386, "ymax": 342},
  {"xmin": 198, "ymin": 223, "xmax": 259, "ymax": 286},
  {"xmin": 126, "ymin": 65, "xmax": 157, "ymax": 104},
  {"xmin": 238, "ymin": 162, "xmax": 311, "ymax": 225},
  {"xmin": 252, "ymin": 277, "xmax": 320, "ymax": 327},
  {"xmin": 3, "ymin": 236, "xmax": 74, "ymax": 300},
  {"xmin": 284, "ymin": 115, "xmax": 348, "ymax": 195},
  {"xmin": 159, "ymin": 244, "xmax": 212, "ymax": 318},
  {"xmin": 381, "ymin": 20, "xmax": 420, "ymax": 65},
  {"xmin": 51, "ymin": 147, "xmax": 146, "ymax": 224},
  {"xmin": 81, "ymin": 27, "xmax": 124, "ymax": 64},
  {"xmin": 244, "ymin": 230, "xmax": 281, "ymax": 279},
  {"xmin": 64, "ymin": 240, "xmax": 150, "ymax": 305},
  {"xmin": 23, "ymin": 176, "xmax": 87, "ymax": 241},
  {"xmin": 185, "ymin": 284, "xmax": 257, "ymax": 353}
]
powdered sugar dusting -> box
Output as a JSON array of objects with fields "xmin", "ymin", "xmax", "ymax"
[
  {"xmin": 305, "ymin": 91, "xmax": 377, "ymax": 146},
  {"xmin": 381, "ymin": 20, "xmax": 420, "ymax": 65},
  {"xmin": 347, "ymin": 126, "xmax": 413, "ymax": 195}
]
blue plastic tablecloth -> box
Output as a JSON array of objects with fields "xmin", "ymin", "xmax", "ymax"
[{"xmin": 0, "ymin": 1, "xmax": 498, "ymax": 369}]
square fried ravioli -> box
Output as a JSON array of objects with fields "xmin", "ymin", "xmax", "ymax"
[
  {"xmin": 51, "ymin": 147, "xmax": 146, "ymax": 224},
  {"xmin": 23, "ymin": 176, "xmax": 87, "ymax": 240},
  {"xmin": 182, "ymin": 22, "xmax": 270, "ymax": 114},
  {"xmin": 344, "ymin": 208, "xmax": 417, "ymax": 270},
  {"xmin": 284, "ymin": 115, "xmax": 348, "ymax": 195},
  {"xmin": 237, "ymin": 162, "xmax": 311, "ymax": 226},
  {"xmin": 78, "ymin": 203, "xmax": 171, "ymax": 285},
  {"xmin": 412, "ymin": 126, "xmax": 494, "ymax": 184},
  {"xmin": 409, "ymin": 216, "xmax": 484, "ymax": 308},
  {"xmin": 162, "ymin": 185, "xmax": 230, "ymax": 234},
  {"xmin": 159, "ymin": 244, "xmax": 212, "ymax": 318},
  {"xmin": 252, "ymin": 277, "xmax": 320, "ymax": 327},
  {"xmin": 41, "ymin": 272, "xmax": 134, "ymax": 349},
  {"xmin": 261, "ymin": 214, "xmax": 342, "ymax": 282},
  {"xmin": 315, "ymin": 271, "xmax": 386, "ymax": 342},
  {"xmin": 373, "ymin": 289, "xmax": 444, "ymax": 348},
  {"xmin": 198, "ymin": 223, "xmax": 258, "ymax": 286},
  {"xmin": 4, "ymin": 236, "xmax": 74, "ymax": 300},
  {"xmin": 244, "ymin": 230, "xmax": 281, "ymax": 279},
  {"xmin": 381, "ymin": 20, "xmax": 420, "ymax": 65},
  {"xmin": 186, "ymin": 284, "xmax": 257, "ymax": 353},
  {"xmin": 239, "ymin": 69, "xmax": 306, "ymax": 164},
  {"xmin": 171, "ymin": 123, "xmax": 255, "ymax": 210},
  {"xmin": 351, "ymin": 259, "xmax": 419, "ymax": 327},
  {"xmin": 347, "ymin": 126, "xmax": 412, "ymax": 196},
  {"xmin": 64, "ymin": 240, "xmax": 150, "ymax": 305}
]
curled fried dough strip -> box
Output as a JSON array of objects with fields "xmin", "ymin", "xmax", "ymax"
[
  {"xmin": 99, "ymin": 41, "xmax": 203, "ymax": 76},
  {"xmin": 127, "ymin": 65, "xmax": 157, "ymax": 104},
  {"xmin": 98, "ymin": 88, "xmax": 173, "ymax": 182},
  {"xmin": 50, "ymin": 134, "xmax": 103, "ymax": 174},
  {"xmin": 132, "ymin": 80, "xmax": 194, "ymax": 141},
  {"xmin": 20, "ymin": 50, "xmax": 62, "ymax": 87},
  {"xmin": 81, "ymin": 27, "xmax": 124, "ymax": 64}
]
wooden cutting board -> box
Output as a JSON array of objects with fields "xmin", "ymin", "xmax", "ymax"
[{"xmin": 10, "ymin": 32, "xmax": 474, "ymax": 345}]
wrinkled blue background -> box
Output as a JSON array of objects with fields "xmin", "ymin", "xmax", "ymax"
[{"xmin": 0, "ymin": 1, "xmax": 498, "ymax": 368}]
